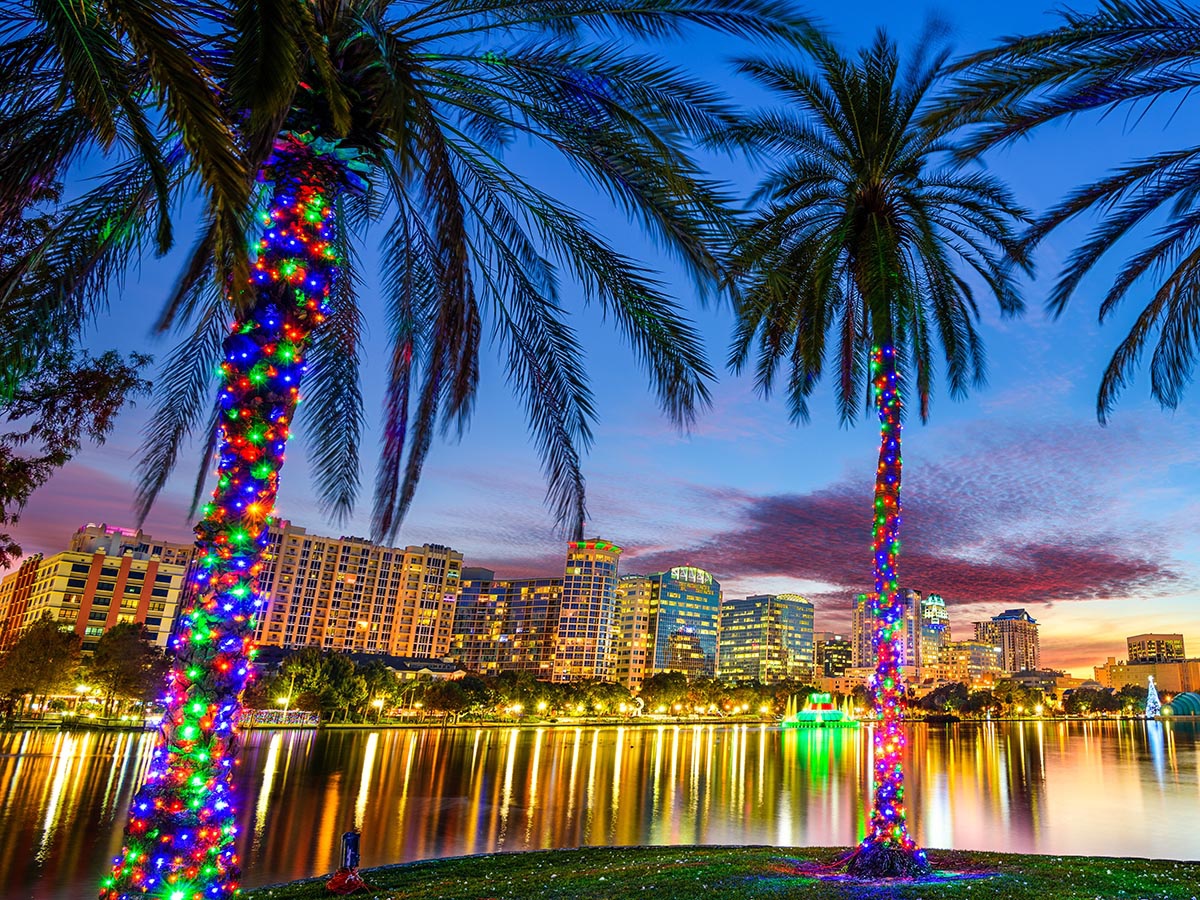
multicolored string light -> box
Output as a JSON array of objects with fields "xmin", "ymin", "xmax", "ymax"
[
  {"xmin": 848, "ymin": 344, "xmax": 928, "ymax": 876},
  {"xmin": 101, "ymin": 135, "xmax": 348, "ymax": 899}
]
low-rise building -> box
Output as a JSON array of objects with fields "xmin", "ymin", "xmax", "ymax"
[
  {"xmin": 1126, "ymin": 633, "xmax": 1186, "ymax": 664},
  {"xmin": 1094, "ymin": 656, "xmax": 1200, "ymax": 694},
  {"xmin": 824, "ymin": 665, "xmax": 921, "ymax": 695},
  {"xmin": 931, "ymin": 639, "xmax": 1005, "ymax": 688},
  {"xmin": 820, "ymin": 671, "xmax": 871, "ymax": 695},
  {"xmin": 1009, "ymin": 669, "xmax": 1087, "ymax": 695}
]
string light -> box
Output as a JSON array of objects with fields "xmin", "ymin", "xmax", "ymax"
[
  {"xmin": 847, "ymin": 345, "xmax": 929, "ymax": 877},
  {"xmin": 102, "ymin": 134, "xmax": 353, "ymax": 899}
]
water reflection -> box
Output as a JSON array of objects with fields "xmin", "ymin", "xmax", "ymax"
[{"xmin": 2, "ymin": 720, "xmax": 1198, "ymax": 899}]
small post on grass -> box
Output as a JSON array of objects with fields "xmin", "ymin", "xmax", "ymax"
[
  {"xmin": 341, "ymin": 830, "xmax": 361, "ymax": 869},
  {"xmin": 326, "ymin": 828, "xmax": 369, "ymax": 894}
]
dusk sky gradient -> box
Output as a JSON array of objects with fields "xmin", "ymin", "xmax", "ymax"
[{"xmin": 8, "ymin": 0, "xmax": 1200, "ymax": 677}]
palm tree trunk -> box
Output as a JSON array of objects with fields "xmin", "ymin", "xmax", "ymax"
[
  {"xmin": 103, "ymin": 140, "xmax": 344, "ymax": 900},
  {"xmin": 845, "ymin": 344, "xmax": 930, "ymax": 878}
]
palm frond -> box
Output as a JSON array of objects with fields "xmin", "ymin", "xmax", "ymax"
[
  {"xmin": 135, "ymin": 302, "xmax": 227, "ymax": 524},
  {"xmin": 724, "ymin": 28, "xmax": 1027, "ymax": 427},
  {"xmin": 299, "ymin": 205, "xmax": 363, "ymax": 523}
]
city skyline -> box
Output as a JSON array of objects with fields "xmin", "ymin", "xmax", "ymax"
[
  {"xmin": 4, "ymin": 0, "xmax": 1199, "ymax": 678},
  {"xmin": 2, "ymin": 518, "xmax": 1190, "ymax": 681}
]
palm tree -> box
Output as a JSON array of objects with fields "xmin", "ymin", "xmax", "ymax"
[
  {"xmin": 715, "ymin": 29, "xmax": 1029, "ymax": 877},
  {"xmin": 50, "ymin": 2, "xmax": 811, "ymax": 898},
  {"xmin": 943, "ymin": 0, "xmax": 1200, "ymax": 421},
  {"xmin": 0, "ymin": 0, "xmax": 247, "ymax": 310}
]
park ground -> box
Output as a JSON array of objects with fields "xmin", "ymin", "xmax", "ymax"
[{"xmin": 245, "ymin": 845, "xmax": 1200, "ymax": 900}]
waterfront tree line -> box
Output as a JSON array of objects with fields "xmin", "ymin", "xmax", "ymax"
[
  {"xmin": 0, "ymin": 614, "xmax": 167, "ymax": 720},
  {"xmin": 245, "ymin": 649, "xmax": 1153, "ymax": 724},
  {"xmin": 0, "ymin": 622, "xmax": 1154, "ymax": 726}
]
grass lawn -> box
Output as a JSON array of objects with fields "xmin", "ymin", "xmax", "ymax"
[{"xmin": 245, "ymin": 846, "xmax": 1200, "ymax": 900}]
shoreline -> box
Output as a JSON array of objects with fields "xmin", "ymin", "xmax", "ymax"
[
  {"xmin": 5, "ymin": 713, "xmax": 1192, "ymax": 734},
  {"xmin": 245, "ymin": 845, "xmax": 1200, "ymax": 899}
]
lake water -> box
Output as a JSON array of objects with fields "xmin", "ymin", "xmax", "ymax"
[{"xmin": 2, "ymin": 720, "xmax": 1198, "ymax": 898}]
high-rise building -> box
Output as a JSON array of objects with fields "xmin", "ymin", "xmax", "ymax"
[
  {"xmin": 451, "ymin": 568, "xmax": 562, "ymax": 677},
  {"xmin": 1127, "ymin": 633, "xmax": 1186, "ymax": 664},
  {"xmin": 449, "ymin": 539, "xmax": 623, "ymax": 682},
  {"xmin": 254, "ymin": 523, "xmax": 463, "ymax": 657},
  {"xmin": 552, "ymin": 539, "xmax": 622, "ymax": 682},
  {"xmin": 610, "ymin": 574, "xmax": 653, "ymax": 690},
  {"xmin": 974, "ymin": 608, "xmax": 1040, "ymax": 674},
  {"xmin": 718, "ymin": 592, "xmax": 813, "ymax": 683},
  {"xmin": 852, "ymin": 589, "xmax": 920, "ymax": 668},
  {"xmin": 0, "ymin": 530, "xmax": 189, "ymax": 652},
  {"xmin": 919, "ymin": 593, "xmax": 951, "ymax": 669},
  {"xmin": 852, "ymin": 594, "xmax": 871, "ymax": 668},
  {"xmin": 0, "ymin": 555, "xmax": 41, "ymax": 651},
  {"xmin": 643, "ymin": 566, "xmax": 721, "ymax": 680},
  {"xmin": 814, "ymin": 631, "xmax": 853, "ymax": 677}
]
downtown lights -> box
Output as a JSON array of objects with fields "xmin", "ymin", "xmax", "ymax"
[{"xmin": 102, "ymin": 136, "xmax": 347, "ymax": 899}]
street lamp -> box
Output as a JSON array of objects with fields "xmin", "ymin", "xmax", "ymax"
[
  {"xmin": 276, "ymin": 671, "xmax": 297, "ymax": 717},
  {"xmin": 74, "ymin": 684, "xmax": 90, "ymax": 715},
  {"xmin": 536, "ymin": 700, "xmax": 548, "ymax": 713},
  {"xmin": 371, "ymin": 697, "xmax": 384, "ymax": 723}
]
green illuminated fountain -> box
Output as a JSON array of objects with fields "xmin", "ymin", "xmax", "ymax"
[{"xmin": 781, "ymin": 692, "xmax": 860, "ymax": 729}]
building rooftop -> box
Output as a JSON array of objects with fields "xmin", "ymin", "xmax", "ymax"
[{"xmin": 993, "ymin": 608, "xmax": 1037, "ymax": 623}]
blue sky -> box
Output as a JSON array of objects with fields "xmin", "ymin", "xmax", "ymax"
[{"xmin": 9, "ymin": 0, "xmax": 1200, "ymax": 676}]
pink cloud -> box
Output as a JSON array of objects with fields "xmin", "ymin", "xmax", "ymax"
[
  {"xmin": 618, "ymin": 420, "xmax": 1182, "ymax": 617},
  {"xmin": 4, "ymin": 458, "xmax": 195, "ymax": 568}
]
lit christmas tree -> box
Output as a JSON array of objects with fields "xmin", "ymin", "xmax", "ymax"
[{"xmin": 1146, "ymin": 676, "xmax": 1161, "ymax": 718}]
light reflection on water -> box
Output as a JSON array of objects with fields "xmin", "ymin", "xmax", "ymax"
[{"xmin": 1, "ymin": 720, "xmax": 1197, "ymax": 899}]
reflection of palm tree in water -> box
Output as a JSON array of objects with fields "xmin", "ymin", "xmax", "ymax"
[
  {"xmin": 1000, "ymin": 724, "xmax": 1048, "ymax": 845},
  {"xmin": 917, "ymin": 724, "xmax": 1047, "ymax": 849}
]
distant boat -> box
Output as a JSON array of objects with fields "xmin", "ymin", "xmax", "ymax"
[{"xmin": 781, "ymin": 692, "xmax": 859, "ymax": 729}]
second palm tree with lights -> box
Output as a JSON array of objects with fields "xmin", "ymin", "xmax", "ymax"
[{"xmin": 717, "ymin": 29, "xmax": 1030, "ymax": 876}]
